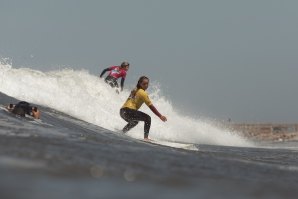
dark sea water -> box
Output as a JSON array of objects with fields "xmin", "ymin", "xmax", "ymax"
[{"xmin": 0, "ymin": 92, "xmax": 298, "ymax": 199}]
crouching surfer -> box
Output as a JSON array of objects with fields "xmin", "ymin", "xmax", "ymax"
[
  {"xmin": 120, "ymin": 76, "xmax": 167, "ymax": 141},
  {"xmin": 100, "ymin": 61, "xmax": 130, "ymax": 93},
  {"xmin": 7, "ymin": 101, "xmax": 40, "ymax": 119}
]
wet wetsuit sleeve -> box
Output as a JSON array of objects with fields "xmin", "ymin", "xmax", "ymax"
[
  {"xmin": 120, "ymin": 70, "xmax": 127, "ymax": 91},
  {"xmin": 100, "ymin": 67, "xmax": 112, "ymax": 78},
  {"xmin": 120, "ymin": 78, "xmax": 125, "ymax": 91},
  {"xmin": 149, "ymin": 105, "xmax": 162, "ymax": 117}
]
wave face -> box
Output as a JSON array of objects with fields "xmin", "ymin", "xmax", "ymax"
[{"xmin": 0, "ymin": 63, "xmax": 252, "ymax": 147}]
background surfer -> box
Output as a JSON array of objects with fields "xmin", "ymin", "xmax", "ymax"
[{"xmin": 100, "ymin": 61, "xmax": 130, "ymax": 93}]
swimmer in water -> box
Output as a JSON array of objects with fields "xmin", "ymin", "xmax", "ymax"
[
  {"xmin": 120, "ymin": 76, "xmax": 167, "ymax": 141},
  {"xmin": 100, "ymin": 61, "xmax": 130, "ymax": 93},
  {"xmin": 7, "ymin": 101, "xmax": 40, "ymax": 119}
]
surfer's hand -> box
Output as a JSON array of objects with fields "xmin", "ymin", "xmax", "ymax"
[{"xmin": 160, "ymin": 115, "xmax": 167, "ymax": 122}]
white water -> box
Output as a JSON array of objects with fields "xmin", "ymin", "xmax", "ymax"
[{"xmin": 0, "ymin": 63, "xmax": 252, "ymax": 147}]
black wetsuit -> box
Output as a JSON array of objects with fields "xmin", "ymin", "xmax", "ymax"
[
  {"xmin": 120, "ymin": 108, "xmax": 151, "ymax": 138},
  {"xmin": 12, "ymin": 101, "xmax": 32, "ymax": 117},
  {"xmin": 104, "ymin": 76, "xmax": 119, "ymax": 88}
]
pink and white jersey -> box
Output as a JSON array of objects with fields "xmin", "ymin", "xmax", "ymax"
[{"xmin": 108, "ymin": 66, "xmax": 127, "ymax": 79}]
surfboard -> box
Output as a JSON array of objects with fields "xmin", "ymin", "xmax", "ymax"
[
  {"xmin": 113, "ymin": 128, "xmax": 198, "ymax": 151},
  {"xmin": 139, "ymin": 138, "xmax": 199, "ymax": 151}
]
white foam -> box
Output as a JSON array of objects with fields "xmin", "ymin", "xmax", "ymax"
[{"xmin": 0, "ymin": 63, "xmax": 253, "ymax": 147}]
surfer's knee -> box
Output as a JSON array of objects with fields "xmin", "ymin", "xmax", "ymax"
[{"xmin": 131, "ymin": 120, "xmax": 139, "ymax": 126}]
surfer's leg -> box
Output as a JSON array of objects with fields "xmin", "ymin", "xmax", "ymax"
[
  {"xmin": 114, "ymin": 81, "xmax": 119, "ymax": 88},
  {"xmin": 120, "ymin": 108, "xmax": 139, "ymax": 133},
  {"xmin": 126, "ymin": 110, "xmax": 151, "ymax": 138},
  {"xmin": 123, "ymin": 121, "xmax": 139, "ymax": 133},
  {"xmin": 120, "ymin": 108, "xmax": 151, "ymax": 136},
  {"xmin": 105, "ymin": 76, "xmax": 118, "ymax": 88},
  {"xmin": 141, "ymin": 113, "xmax": 151, "ymax": 138},
  {"xmin": 109, "ymin": 80, "xmax": 118, "ymax": 88}
]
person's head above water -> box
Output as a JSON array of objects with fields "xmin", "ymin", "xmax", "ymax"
[
  {"xmin": 120, "ymin": 61, "xmax": 130, "ymax": 71},
  {"xmin": 137, "ymin": 76, "xmax": 149, "ymax": 90},
  {"xmin": 7, "ymin": 104, "xmax": 15, "ymax": 111},
  {"xmin": 7, "ymin": 102, "xmax": 41, "ymax": 119}
]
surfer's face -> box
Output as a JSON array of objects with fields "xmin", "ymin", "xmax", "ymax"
[{"xmin": 140, "ymin": 79, "xmax": 149, "ymax": 90}]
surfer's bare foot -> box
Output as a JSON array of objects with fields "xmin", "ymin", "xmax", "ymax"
[{"xmin": 144, "ymin": 137, "xmax": 153, "ymax": 142}]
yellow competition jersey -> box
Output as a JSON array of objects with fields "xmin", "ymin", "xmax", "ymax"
[{"xmin": 122, "ymin": 89, "xmax": 152, "ymax": 110}]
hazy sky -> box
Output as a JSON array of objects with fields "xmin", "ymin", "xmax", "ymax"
[{"xmin": 1, "ymin": 0, "xmax": 298, "ymax": 122}]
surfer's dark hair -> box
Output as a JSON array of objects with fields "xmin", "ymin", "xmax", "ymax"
[
  {"xmin": 136, "ymin": 76, "xmax": 149, "ymax": 89},
  {"xmin": 33, "ymin": 107, "xmax": 38, "ymax": 112},
  {"xmin": 120, "ymin": 61, "xmax": 130, "ymax": 68},
  {"xmin": 129, "ymin": 76, "xmax": 149, "ymax": 98}
]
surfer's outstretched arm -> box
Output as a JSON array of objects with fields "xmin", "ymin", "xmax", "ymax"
[
  {"xmin": 100, "ymin": 68, "xmax": 111, "ymax": 78},
  {"xmin": 149, "ymin": 105, "xmax": 167, "ymax": 122}
]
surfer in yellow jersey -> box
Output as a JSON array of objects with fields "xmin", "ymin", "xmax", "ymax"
[{"xmin": 120, "ymin": 76, "xmax": 167, "ymax": 141}]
